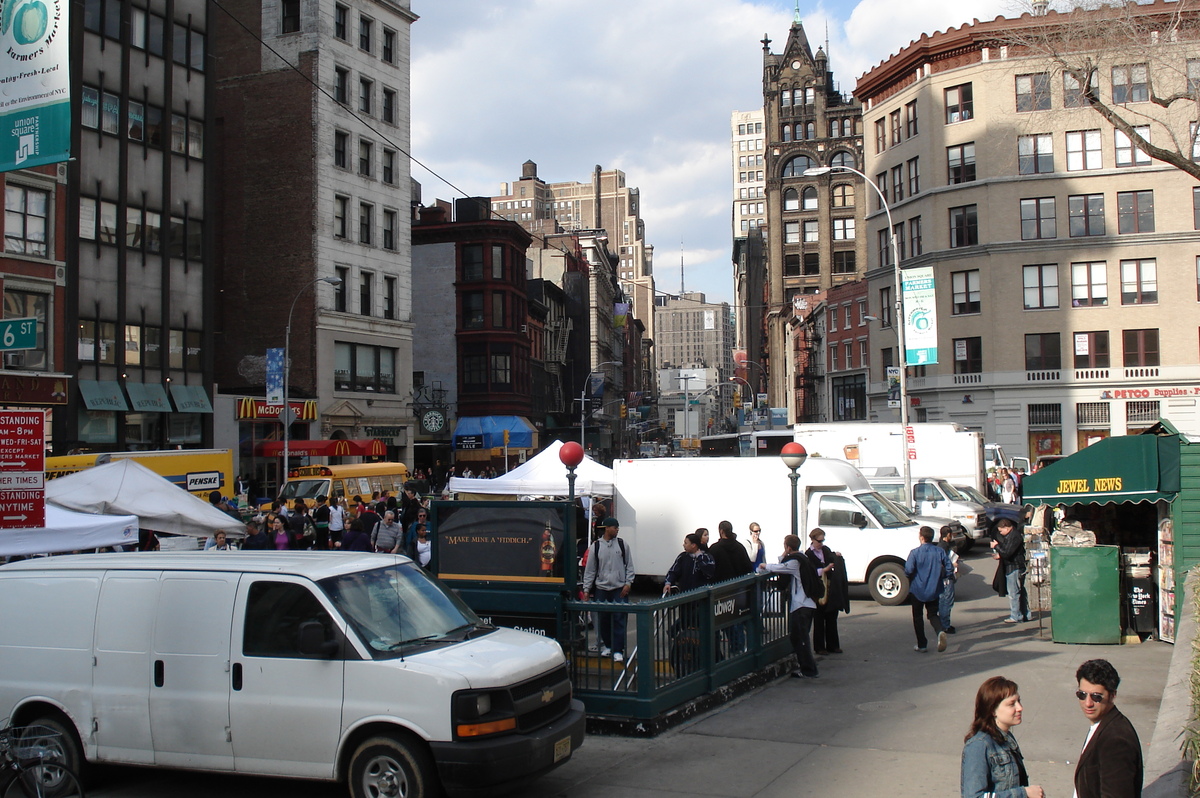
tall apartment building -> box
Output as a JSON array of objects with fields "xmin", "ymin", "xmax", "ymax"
[
  {"xmin": 213, "ymin": 0, "xmax": 417, "ymax": 489},
  {"xmin": 656, "ymin": 291, "xmax": 734, "ymax": 378},
  {"xmin": 760, "ymin": 19, "xmax": 866, "ymax": 411},
  {"xmin": 57, "ymin": 0, "xmax": 216, "ymax": 453},
  {"xmin": 856, "ymin": 1, "xmax": 1200, "ymax": 459},
  {"xmin": 731, "ymin": 109, "xmax": 767, "ymax": 239}
]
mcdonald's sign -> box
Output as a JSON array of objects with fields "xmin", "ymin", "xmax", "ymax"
[{"xmin": 236, "ymin": 397, "xmax": 318, "ymax": 420}]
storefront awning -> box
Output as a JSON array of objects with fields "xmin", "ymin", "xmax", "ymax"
[
  {"xmin": 124, "ymin": 382, "xmax": 171, "ymax": 412},
  {"xmin": 452, "ymin": 416, "xmax": 536, "ymax": 450},
  {"xmin": 255, "ymin": 439, "xmax": 387, "ymax": 457},
  {"xmin": 1022, "ymin": 433, "xmax": 1180, "ymax": 506},
  {"xmin": 78, "ymin": 379, "xmax": 129, "ymax": 411},
  {"xmin": 169, "ymin": 384, "xmax": 213, "ymax": 413}
]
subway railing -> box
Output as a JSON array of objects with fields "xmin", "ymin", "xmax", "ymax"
[{"xmin": 563, "ymin": 573, "xmax": 794, "ymax": 719}]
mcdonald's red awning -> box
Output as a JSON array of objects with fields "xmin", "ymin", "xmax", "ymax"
[{"xmin": 255, "ymin": 439, "xmax": 387, "ymax": 457}]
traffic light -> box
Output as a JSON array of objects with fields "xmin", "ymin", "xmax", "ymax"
[
  {"xmin": 732, "ymin": 390, "xmax": 741, "ymax": 406},
  {"xmin": 619, "ymin": 403, "xmax": 627, "ymax": 419},
  {"xmin": 503, "ymin": 429, "xmax": 510, "ymax": 446}
]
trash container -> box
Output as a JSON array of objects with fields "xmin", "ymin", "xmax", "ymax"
[
  {"xmin": 1050, "ymin": 545, "xmax": 1120, "ymax": 644},
  {"xmin": 1122, "ymin": 547, "xmax": 1156, "ymax": 637}
]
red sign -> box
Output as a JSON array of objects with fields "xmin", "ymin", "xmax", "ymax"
[{"xmin": 0, "ymin": 411, "xmax": 44, "ymax": 529}]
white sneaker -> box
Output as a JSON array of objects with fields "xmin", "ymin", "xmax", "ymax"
[
  {"xmin": 937, "ymin": 631, "xmax": 948, "ymax": 653},
  {"xmin": 599, "ymin": 646, "xmax": 612, "ymax": 657},
  {"xmin": 612, "ymin": 651, "xmax": 624, "ymax": 663}
]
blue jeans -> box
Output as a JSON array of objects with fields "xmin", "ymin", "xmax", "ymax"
[
  {"xmin": 1006, "ymin": 568, "xmax": 1030, "ymax": 622},
  {"xmin": 939, "ymin": 578, "xmax": 955, "ymax": 629},
  {"xmin": 593, "ymin": 587, "xmax": 629, "ymax": 654}
]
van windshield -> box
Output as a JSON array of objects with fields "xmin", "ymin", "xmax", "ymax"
[
  {"xmin": 320, "ymin": 564, "xmax": 488, "ymax": 659},
  {"xmin": 279, "ymin": 479, "xmax": 329, "ymax": 501},
  {"xmin": 937, "ymin": 481, "xmax": 966, "ymax": 501},
  {"xmin": 855, "ymin": 492, "xmax": 912, "ymax": 528}
]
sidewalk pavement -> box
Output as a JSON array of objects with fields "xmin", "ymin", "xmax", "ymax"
[{"xmin": 529, "ymin": 548, "xmax": 1176, "ymax": 797}]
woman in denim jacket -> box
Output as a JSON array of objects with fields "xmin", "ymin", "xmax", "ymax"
[{"xmin": 961, "ymin": 676, "xmax": 1044, "ymax": 798}]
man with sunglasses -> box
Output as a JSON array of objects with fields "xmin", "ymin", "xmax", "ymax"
[{"xmin": 1073, "ymin": 658, "xmax": 1143, "ymax": 797}]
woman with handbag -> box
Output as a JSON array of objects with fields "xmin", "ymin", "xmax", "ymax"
[
  {"xmin": 961, "ymin": 676, "xmax": 1044, "ymax": 798},
  {"xmin": 806, "ymin": 528, "xmax": 849, "ymax": 655}
]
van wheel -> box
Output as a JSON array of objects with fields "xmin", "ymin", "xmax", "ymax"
[
  {"xmin": 24, "ymin": 715, "xmax": 85, "ymax": 782},
  {"xmin": 868, "ymin": 563, "xmax": 909, "ymax": 606},
  {"xmin": 348, "ymin": 734, "xmax": 435, "ymax": 798},
  {"xmin": 957, "ymin": 539, "xmax": 975, "ymax": 555}
]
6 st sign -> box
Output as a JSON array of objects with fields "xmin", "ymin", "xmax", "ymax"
[{"xmin": 0, "ymin": 318, "xmax": 37, "ymax": 352}]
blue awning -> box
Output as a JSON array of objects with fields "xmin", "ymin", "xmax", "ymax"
[
  {"xmin": 78, "ymin": 379, "xmax": 129, "ymax": 411},
  {"xmin": 169, "ymin": 384, "xmax": 214, "ymax": 414},
  {"xmin": 453, "ymin": 416, "xmax": 536, "ymax": 449}
]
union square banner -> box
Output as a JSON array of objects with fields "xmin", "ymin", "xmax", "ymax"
[{"xmin": 0, "ymin": 0, "xmax": 70, "ymax": 172}]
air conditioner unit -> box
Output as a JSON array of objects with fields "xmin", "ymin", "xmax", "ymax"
[{"xmin": 4, "ymin": 352, "xmax": 24, "ymax": 369}]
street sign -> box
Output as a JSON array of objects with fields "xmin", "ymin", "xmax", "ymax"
[
  {"xmin": 0, "ymin": 318, "xmax": 37, "ymax": 352},
  {"xmin": 0, "ymin": 410, "xmax": 44, "ymax": 529}
]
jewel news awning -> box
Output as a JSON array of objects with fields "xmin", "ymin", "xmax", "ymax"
[{"xmin": 1021, "ymin": 433, "xmax": 1180, "ymax": 506}]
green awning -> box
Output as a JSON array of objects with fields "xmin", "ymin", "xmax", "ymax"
[
  {"xmin": 169, "ymin": 384, "xmax": 213, "ymax": 414},
  {"xmin": 124, "ymin": 382, "xmax": 171, "ymax": 412},
  {"xmin": 1022, "ymin": 434, "xmax": 1180, "ymax": 506},
  {"xmin": 78, "ymin": 379, "xmax": 129, "ymax": 411}
]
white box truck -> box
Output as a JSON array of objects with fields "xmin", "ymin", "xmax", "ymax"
[
  {"xmin": 0, "ymin": 553, "xmax": 584, "ymax": 798},
  {"xmin": 612, "ymin": 456, "xmax": 957, "ymax": 605},
  {"xmin": 794, "ymin": 422, "xmax": 986, "ymax": 492}
]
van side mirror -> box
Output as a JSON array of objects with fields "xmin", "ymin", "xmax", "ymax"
[
  {"xmin": 297, "ymin": 620, "xmax": 338, "ymax": 658},
  {"xmin": 850, "ymin": 512, "xmax": 868, "ymax": 529}
]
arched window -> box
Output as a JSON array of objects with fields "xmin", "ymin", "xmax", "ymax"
[
  {"xmin": 781, "ymin": 124, "xmax": 792, "ymax": 142},
  {"xmin": 802, "ymin": 186, "xmax": 818, "ymax": 211},
  {"xmin": 832, "ymin": 183, "xmax": 855, "ymax": 208},
  {"xmin": 842, "ymin": 119, "xmax": 853, "ymax": 136},
  {"xmin": 830, "ymin": 151, "xmax": 855, "ymax": 169},
  {"xmin": 805, "ymin": 122, "xmax": 816, "ymax": 139},
  {"xmin": 783, "ymin": 189, "xmax": 799, "ymax": 211},
  {"xmin": 781, "ymin": 155, "xmax": 815, "ymax": 177}
]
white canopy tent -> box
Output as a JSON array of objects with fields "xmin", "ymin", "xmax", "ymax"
[
  {"xmin": 0, "ymin": 504, "xmax": 139, "ymax": 557},
  {"xmin": 46, "ymin": 459, "xmax": 243, "ymax": 538},
  {"xmin": 448, "ymin": 439, "xmax": 615, "ymax": 497}
]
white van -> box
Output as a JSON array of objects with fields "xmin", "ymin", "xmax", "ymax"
[
  {"xmin": 866, "ymin": 475, "xmax": 986, "ymax": 547},
  {"xmin": 0, "ymin": 553, "xmax": 584, "ymax": 798}
]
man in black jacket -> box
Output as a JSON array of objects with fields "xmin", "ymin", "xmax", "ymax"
[
  {"xmin": 709, "ymin": 520, "xmax": 754, "ymax": 581},
  {"xmin": 1074, "ymin": 659, "xmax": 1142, "ymax": 797}
]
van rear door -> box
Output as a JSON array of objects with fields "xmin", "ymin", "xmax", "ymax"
[
  {"xmin": 150, "ymin": 572, "xmax": 238, "ymax": 769},
  {"xmin": 229, "ymin": 576, "xmax": 346, "ymax": 778}
]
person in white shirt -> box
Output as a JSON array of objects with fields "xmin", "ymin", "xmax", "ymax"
[{"xmin": 757, "ymin": 534, "xmax": 819, "ymax": 679}]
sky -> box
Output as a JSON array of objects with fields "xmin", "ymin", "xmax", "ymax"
[{"xmin": 409, "ymin": 0, "xmax": 1019, "ymax": 306}]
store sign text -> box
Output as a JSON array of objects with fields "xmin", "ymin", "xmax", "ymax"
[
  {"xmin": 1058, "ymin": 477, "xmax": 1122, "ymax": 494},
  {"xmin": 1100, "ymin": 387, "xmax": 1200, "ymax": 399}
]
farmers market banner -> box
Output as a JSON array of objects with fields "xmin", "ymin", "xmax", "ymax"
[{"xmin": 0, "ymin": 0, "xmax": 70, "ymax": 172}]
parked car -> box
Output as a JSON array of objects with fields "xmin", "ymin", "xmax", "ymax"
[{"xmin": 867, "ymin": 476, "xmax": 985, "ymax": 551}]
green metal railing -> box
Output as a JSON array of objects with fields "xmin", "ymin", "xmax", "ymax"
[{"xmin": 563, "ymin": 573, "xmax": 793, "ymax": 719}]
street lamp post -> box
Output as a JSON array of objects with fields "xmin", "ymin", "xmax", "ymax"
[
  {"xmin": 780, "ymin": 442, "xmax": 809, "ymax": 540},
  {"xmin": 580, "ymin": 360, "xmax": 621, "ymax": 449},
  {"xmin": 804, "ymin": 165, "xmax": 910, "ymax": 502},
  {"xmin": 679, "ymin": 374, "xmax": 697, "ymax": 451},
  {"xmin": 283, "ymin": 276, "xmax": 342, "ymax": 491},
  {"xmin": 559, "ymin": 440, "xmax": 585, "ymax": 550}
]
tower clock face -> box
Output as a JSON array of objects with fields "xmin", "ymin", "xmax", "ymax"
[{"xmin": 422, "ymin": 410, "xmax": 445, "ymax": 432}]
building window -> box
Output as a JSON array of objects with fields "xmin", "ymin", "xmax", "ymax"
[
  {"xmin": 878, "ymin": 229, "xmax": 892, "ymax": 267},
  {"xmin": 905, "ymin": 100, "xmax": 918, "ymax": 137},
  {"xmin": 832, "ymin": 251, "xmax": 856, "ymax": 274},
  {"xmin": 784, "ymin": 221, "xmax": 800, "ymax": 244},
  {"xmin": 1112, "ymin": 64, "xmax": 1149, "ymax": 103},
  {"xmin": 1064, "ymin": 69, "xmax": 1098, "ymax": 107},
  {"xmin": 891, "ymin": 166, "xmax": 904, "ymax": 202},
  {"xmin": 831, "ymin": 151, "xmax": 854, "ymax": 169},
  {"xmin": 945, "ymin": 83, "xmax": 973, "ymax": 123},
  {"xmin": 802, "ymin": 186, "xmax": 818, "ymax": 210},
  {"xmin": 1023, "ymin": 264, "xmax": 1059, "ymax": 310},
  {"xmin": 359, "ymin": 202, "xmax": 373, "ymax": 245},
  {"xmin": 381, "ymin": 149, "xmax": 395, "ymax": 183},
  {"xmin": 462, "ymin": 244, "xmax": 484, "ymax": 281},
  {"xmin": 829, "ymin": 345, "xmax": 839, "ymax": 371},
  {"xmin": 334, "ymin": 67, "xmax": 348, "ymax": 104},
  {"xmin": 281, "ymin": 0, "xmax": 300, "ymax": 32},
  {"xmin": 463, "ymin": 292, "xmax": 484, "ymax": 329},
  {"xmin": 334, "ymin": 342, "xmax": 396, "ymax": 393},
  {"xmin": 892, "ymin": 222, "xmax": 906, "ymax": 260},
  {"xmin": 1077, "ymin": 402, "xmax": 1110, "ymax": 426},
  {"xmin": 874, "ymin": 119, "xmax": 886, "ymax": 153},
  {"xmin": 358, "ymin": 78, "xmax": 372, "ymax": 114},
  {"xmin": 879, "ymin": 286, "xmax": 892, "ymax": 327},
  {"xmin": 490, "ymin": 351, "xmax": 512, "ymax": 388},
  {"xmin": 359, "ymin": 272, "xmax": 373, "ymax": 315},
  {"xmin": 831, "ymin": 374, "xmax": 866, "ymax": 421},
  {"xmin": 781, "ymin": 155, "xmax": 815, "ymax": 177},
  {"xmin": 947, "ymin": 143, "xmax": 976, "ymax": 184},
  {"xmin": 1073, "ymin": 331, "xmax": 1109, "ymax": 369},
  {"xmin": 1066, "ymin": 130, "xmax": 1102, "ymax": 171},
  {"xmin": 381, "ymin": 88, "xmax": 396, "ymax": 124},
  {"xmin": 1025, "ymin": 333, "xmax": 1061, "ymax": 371},
  {"xmin": 333, "ymin": 195, "xmax": 348, "ymax": 238},
  {"xmin": 1071, "ymin": 261, "xmax": 1108, "ymax": 307},
  {"xmin": 1115, "ymin": 126, "xmax": 1151, "ymax": 167},
  {"xmin": 333, "ymin": 130, "xmax": 348, "ymax": 168},
  {"xmin": 832, "ymin": 219, "xmax": 855, "ymax": 240},
  {"xmin": 949, "ymin": 205, "xmax": 978, "ymax": 248},
  {"xmin": 358, "ymin": 139, "xmax": 372, "ymax": 176},
  {"xmin": 382, "ymin": 28, "xmax": 396, "ymax": 63},
  {"xmin": 382, "ymin": 209, "xmax": 396, "ymax": 250},
  {"xmin": 1018, "ymin": 134, "xmax": 1053, "ymax": 174},
  {"xmin": 783, "ymin": 254, "xmax": 800, "ymax": 276},
  {"xmin": 4, "ymin": 185, "xmax": 49, "ymax": 258},
  {"xmin": 491, "ymin": 292, "xmax": 506, "ymax": 328},
  {"xmin": 334, "ymin": 266, "xmax": 348, "ymax": 311},
  {"xmin": 491, "ymin": 244, "xmax": 505, "ymax": 279},
  {"xmin": 909, "ymin": 216, "xmax": 922, "ymax": 256},
  {"xmin": 1122, "ymin": 328, "xmax": 1159, "ymax": 367},
  {"xmin": 359, "ymin": 15, "xmax": 372, "ymax": 50},
  {"xmin": 334, "ymin": 4, "xmax": 347, "ymax": 39},
  {"xmin": 803, "ymin": 221, "xmax": 818, "ymax": 243},
  {"xmin": 1068, "ymin": 194, "xmax": 1105, "ymax": 237},
  {"xmin": 1117, "ymin": 190, "xmax": 1153, "ymax": 233},
  {"xmin": 890, "ymin": 110, "xmax": 902, "ymax": 145},
  {"xmin": 803, "ymin": 253, "xmax": 819, "ymax": 275},
  {"xmin": 832, "ymin": 184, "xmax": 854, "ymax": 208},
  {"xmin": 1127, "ymin": 400, "xmax": 1160, "ymax": 426},
  {"xmin": 1015, "ymin": 73, "xmax": 1052, "ymax": 111},
  {"xmin": 907, "ymin": 157, "xmax": 920, "ymax": 195},
  {"xmin": 1020, "ymin": 197, "xmax": 1056, "ymax": 240},
  {"xmin": 875, "ymin": 172, "xmax": 888, "ymax": 207},
  {"xmin": 951, "ymin": 270, "xmax": 981, "ymax": 315},
  {"xmin": 783, "ymin": 189, "xmax": 799, "ymax": 211},
  {"xmin": 1120, "ymin": 258, "xmax": 1157, "ymax": 305},
  {"xmin": 953, "ymin": 337, "xmax": 982, "ymax": 373}
]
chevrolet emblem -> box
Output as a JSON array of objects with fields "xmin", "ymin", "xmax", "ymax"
[{"xmin": 540, "ymin": 687, "xmax": 556, "ymax": 704}]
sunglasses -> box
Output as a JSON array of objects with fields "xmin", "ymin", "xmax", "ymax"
[{"xmin": 1075, "ymin": 690, "xmax": 1107, "ymax": 703}]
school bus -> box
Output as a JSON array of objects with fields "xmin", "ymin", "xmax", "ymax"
[
  {"xmin": 45, "ymin": 449, "xmax": 235, "ymax": 498},
  {"xmin": 270, "ymin": 462, "xmax": 410, "ymax": 509}
]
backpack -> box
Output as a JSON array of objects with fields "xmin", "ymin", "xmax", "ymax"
[
  {"xmin": 783, "ymin": 552, "xmax": 825, "ymax": 603},
  {"xmin": 591, "ymin": 537, "xmax": 628, "ymax": 569}
]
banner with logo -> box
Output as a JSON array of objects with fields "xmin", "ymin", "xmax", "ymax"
[
  {"xmin": 0, "ymin": 0, "xmax": 70, "ymax": 172},
  {"xmin": 265, "ymin": 348, "xmax": 284, "ymax": 405},
  {"xmin": 902, "ymin": 266, "xmax": 938, "ymax": 365}
]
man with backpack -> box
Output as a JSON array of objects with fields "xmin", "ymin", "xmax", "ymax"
[
  {"xmin": 758, "ymin": 533, "xmax": 822, "ymax": 679},
  {"xmin": 580, "ymin": 517, "xmax": 635, "ymax": 663},
  {"xmin": 905, "ymin": 526, "xmax": 953, "ymax": 653}
]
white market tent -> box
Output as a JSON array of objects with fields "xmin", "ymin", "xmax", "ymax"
[
  {"xmin": 448, "ymin": 439, "xmax": 614, "ymax": 497},
  {"xmin": 46, "ymin": 459, "xmax": 242, "ymax": 538},
  {"xmin": 0, "ymin": 504, "xmax": 139, "ymax": 557}
]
